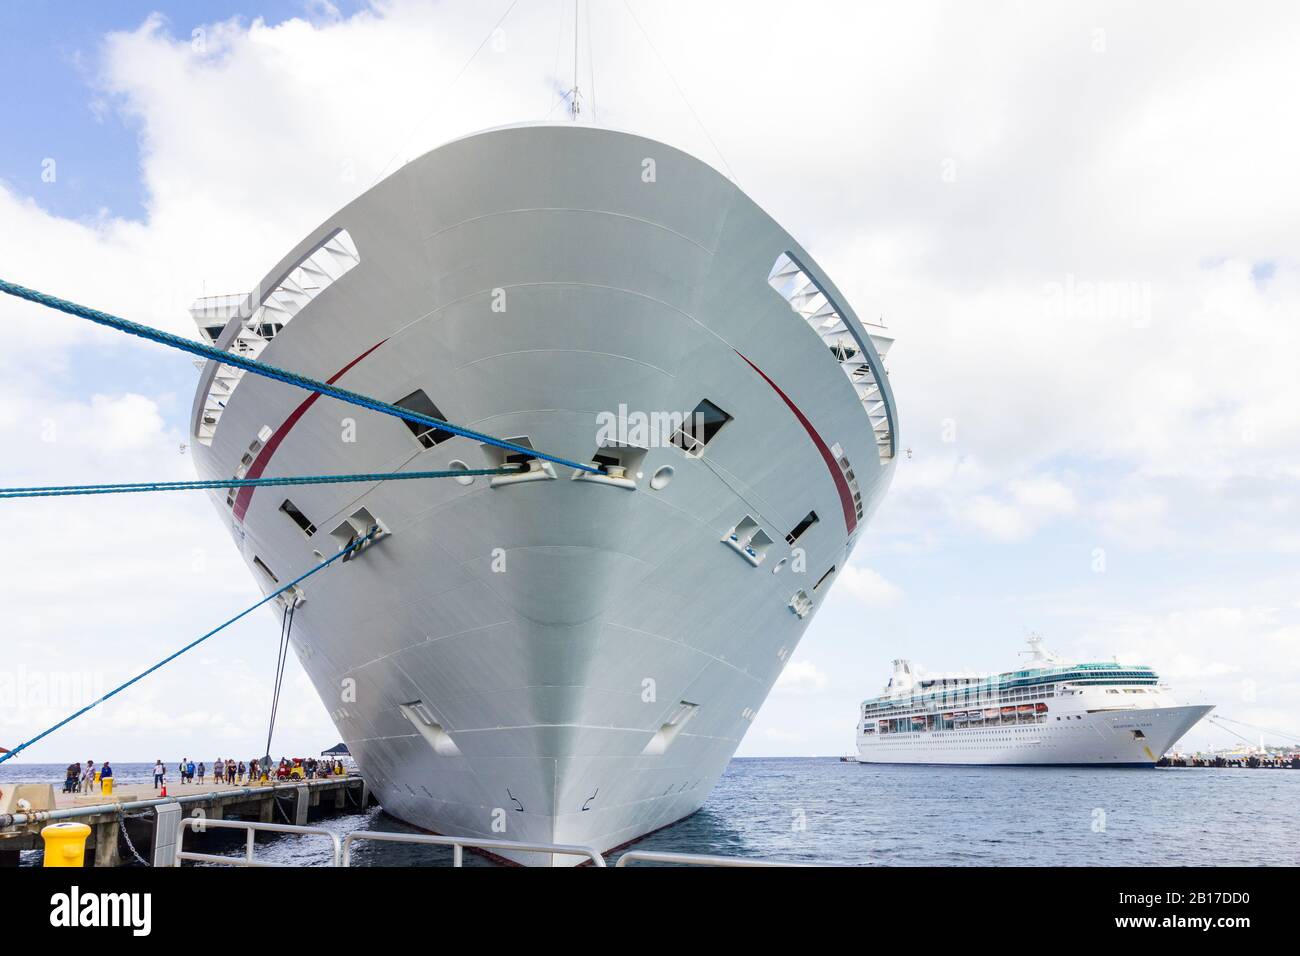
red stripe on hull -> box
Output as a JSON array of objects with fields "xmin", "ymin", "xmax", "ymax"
[
  {"xmin": 734, "ymin": 350, "xmax": 858, "ymax": 535},
  {"xmin": 232, "ymin": 339, "xmax": 388, "ymax": 522}
]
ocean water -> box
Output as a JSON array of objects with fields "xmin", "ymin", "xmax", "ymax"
[{"xmin": 5, "ymin": 758, "xmax": 1297, "ymax": 866}]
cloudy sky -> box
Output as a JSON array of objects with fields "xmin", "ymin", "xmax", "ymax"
[{"xmin": 1, "ymin": 0, "xmax": 1297, "ymax": 766}]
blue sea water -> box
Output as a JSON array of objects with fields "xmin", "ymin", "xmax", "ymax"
[{"xmin": 5, "ymin": 757, "xmax": 1297, "ymax": 866}]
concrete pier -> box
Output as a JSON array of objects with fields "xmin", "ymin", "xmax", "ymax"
[{"xmin": 0, "ymin": 774, "xmax": 370, "ymax": 866}]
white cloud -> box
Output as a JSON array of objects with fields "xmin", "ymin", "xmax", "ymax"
[
  {"xmin": 773, "ymin": 660, "xmax": 829, "ymax": 695},
  {"xmin": 837, "ymin": 565, "xmax": 903, "ymax": 608},
  {"xmin": 963, "ymin": 476, "xmax": 1078, "ymax": 541},
  {"xmin": 1094, "ymin": 491, "xmax": 1169, "ymax": 548}
]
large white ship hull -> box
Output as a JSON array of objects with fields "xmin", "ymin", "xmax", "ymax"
[
  {"xmin": 190, "ymin": 125, "xmax": 897, "ymax": 863},
  {"xmin": 857, "ymin": 705, "xmax": 1212, "ymax": 766}
]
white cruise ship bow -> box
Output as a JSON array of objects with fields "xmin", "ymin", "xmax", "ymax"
[{"xmin": 189, "ymin": 124, "xmax": 899, "ymax": 864}]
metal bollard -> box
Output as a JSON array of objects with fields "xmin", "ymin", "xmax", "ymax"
[{"xmin": 41, "ymin": 822, "xmax": 91, "ymax": 867}]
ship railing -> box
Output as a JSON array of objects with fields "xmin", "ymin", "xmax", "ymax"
[
  {"xmin": 175, "ymin": 818, "xmax": 342, "ymax": 867},
  {"xmin": 171, "ymin": 818, "xmax": 799, "ymax": 867},
  {"xmin": 340, "ymin": 830, "xmax": 607, "ymax": 867},
  {"xmin": 613, "ymin": 850, "xmax": 802, "ymax": 867}
]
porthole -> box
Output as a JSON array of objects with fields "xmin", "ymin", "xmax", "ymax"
[
  {"xmin": 449, "ymin": 460, "xmax": 475, "ymax": 486},
  {"xmin": 650, "ymin": 465, "xmax": 674, "ymax": 490}
]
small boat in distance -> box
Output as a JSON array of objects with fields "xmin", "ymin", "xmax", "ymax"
[{"xmin": 855, "ymin": 637, "xmax": 1213, "ymax": 766}]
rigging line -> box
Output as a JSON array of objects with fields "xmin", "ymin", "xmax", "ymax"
[
  {"xmin": 265, "ymin": 604, "xmax": 291, "ymax": 759},
  {"xmin": 585, "ymin": 0, "xmax": 598, "ymax": 123},
  {"xmin": 0, "ymin": 278, "xmax": 600, "ymax": 474},
  {"xmin": 1206, "ymin": 717, "xmax": 1257, "ymax": 747},
  {"xmin": 0, "ymin": 527, "xmax": 380, "ymax": 766},
  {"xmin": 1211, "ymin": 714, "xmax": 1300, "ymax": 741},
  {"xmin": 368, "ymin": 0, "xmax": 521, "ymax": 189},
  {"xmin": 620, "ymin": 0, "xmax": 738, "ymax": 184},
  {"xmin": 265, "ymin": 601, "xmax": 296, "ymax": 760},
  {"xmin": 0, "ymin": 467, "xmax": 523, "ymax": 500},
  {"xmin": 547, "ymin": 0, "xmax": 566, "ymax": 116},
  {"xmin": 270, "ymin": 606, "xmax": 292, "ymax": 752},
  {"xmin": 543, "ymin": 87, "xmax": 575, "ymax": 120}
]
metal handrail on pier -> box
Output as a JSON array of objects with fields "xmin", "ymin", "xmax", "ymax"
[
  {"xmin": 341, "ymin": 830, "xmax": 607, "ymax": 867},
  {"xmin": 164, "ymin": 818, "xmax": 797, "ymax": 868},
  {"xmin": 176, "ymin": 818, "xmax": 342, "ymax": 867},
  {"xmin": 614, "ymin": 850, "xmax": 801, "ymax": 867}
]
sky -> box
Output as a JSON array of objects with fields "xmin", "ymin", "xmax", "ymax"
[{"xmin": 0, "ymin": 0, "xmax": 1298, "ymax": 766}]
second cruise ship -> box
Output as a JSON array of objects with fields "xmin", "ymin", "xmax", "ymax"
[{"xmin": 856, "ymin": 637, "xmax": 1212, "ymax": 766}]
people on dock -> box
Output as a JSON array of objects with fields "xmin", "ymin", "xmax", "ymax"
[{"xmin": 52, "ymin": 753, "xmax": 350, "ymax": 794}]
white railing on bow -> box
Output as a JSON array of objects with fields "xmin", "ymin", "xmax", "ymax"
[{"xmin": 768, "ymin": 251, "xmax": 894, "ymax": 463}]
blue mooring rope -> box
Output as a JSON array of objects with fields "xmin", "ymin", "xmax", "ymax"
[
  {"xmin": 0, "ymin": 528, "xmax": 381, "ymax": 766},
  {"xmin": 0, "ymin": 467, "xmax": 523, "ymax": 500},
  {"xmin": 0, "ymin": 277, "xmax": 600, "ymax": 474}
]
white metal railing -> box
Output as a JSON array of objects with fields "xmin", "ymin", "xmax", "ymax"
[
  {"xmin": 195, "ymin": 228, "xmax": 360, "ymax": 445},
  {"xmin": 768, "ymin": 251, "xmax": 894, "ymax": 462},
  {"xmin": 614, "ymin": 850, "xmax": 801, "ymax": 867},
  {"xmin": 341, "ymin": 830, "xmax": 606, "ymax": 867},
  {"xmin": 170, "ymin": 818, "xmax": 798, "ymax": 868},
  {"xmin": 175, "ymin": 817, "xmax": 342, "ymax": 867}
]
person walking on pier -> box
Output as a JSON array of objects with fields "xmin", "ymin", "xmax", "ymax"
[
  {"xmin": 99, "ymin": 761, "xmax": 113, "ymax": 793},
  {"xmin": 213, "ymin": 758, "xmax": 223, "ymax": 784},
  {"xmin": 198, "ymin": 761, "xmax": 206, "ymax": 784},
  {"xmin": 237, "ymin": 760, "xmax": 246, "ymax": 783},
  {"xmin": 63, "ymin": 762, "xmax": 80, "ymax": 793},
  {"xmin": 153, "ymin": 759, "xmax": 165, "ymax": 789},
  {"xmin": 186, "ymin": 758, "xmax": 195, "ymax": 783},
  {"xmin": 226, "ymin": 758, "xmax": 236, "ymax": 783},
  {"xmin": 80, "ymin": 760, "xmax": 95, "ymax": 794}
]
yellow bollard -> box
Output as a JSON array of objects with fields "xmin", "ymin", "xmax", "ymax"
[
  {"xmin": 101, "ymin": 777, "xmax": 113, "ymax": 796},
  {"xmin": 41, "ymin": 822, "xmax": 91, "ymax": 867}
]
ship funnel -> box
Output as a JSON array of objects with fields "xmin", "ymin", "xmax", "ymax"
[{"xmin": 886, "ymin": 659, "xmax": 915, "ymax": 695}]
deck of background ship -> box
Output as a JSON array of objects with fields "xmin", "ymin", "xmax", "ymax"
[{"xmin": 190, "ymin": 124, "xmax": 897, "ymax": 864}]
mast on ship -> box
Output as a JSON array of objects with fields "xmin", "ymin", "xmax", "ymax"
[
  {"xmin": 1023, "ymin": 632, "xmax": 1061, "ymax": 665},
  {"xmin": 565, "ymin": 0, "xmax": 583, "ymax": 121}
]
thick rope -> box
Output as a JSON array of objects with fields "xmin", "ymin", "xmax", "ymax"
[
  {"xmin": 0, "ymin": 527, "xmax": 380, "ymax": 765},
  {"xmin": 0, "ymin": 467, "xmax": 522, "ymax": 500},
  {"xmin": 0, "ymin": 278, "xmax": 599, "ymax": 474}
]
